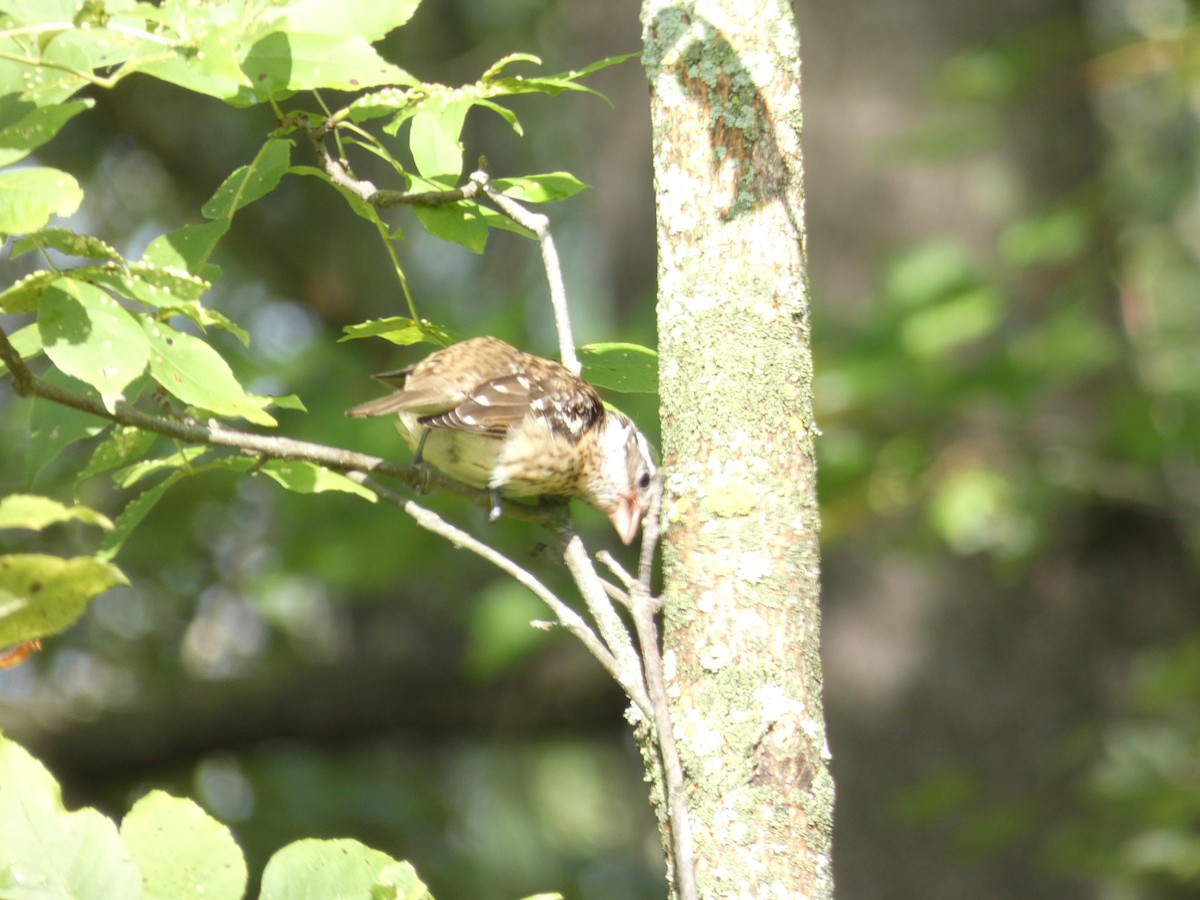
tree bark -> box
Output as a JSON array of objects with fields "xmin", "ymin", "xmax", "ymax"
[{"xmin": 641, "ymin": 1, "xmax": 832, "ymax": 897}]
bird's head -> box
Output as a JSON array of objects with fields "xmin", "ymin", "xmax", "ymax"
[{"xmin": 586, "ymin": 410, "xmax": 658, "ymax": 545}]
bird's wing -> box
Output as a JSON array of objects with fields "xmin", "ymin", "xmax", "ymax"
[{"xmin": 422, "ymin": 369, "xmax": 604, "ymax": 439}]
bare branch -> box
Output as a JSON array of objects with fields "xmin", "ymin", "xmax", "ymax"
[
  {"xmin": 351, "ymin": 474, "xmax": 653, "ymax": 715},
  {"xmin": 473, "ymin": 170, "xmax": 579, "ymax": 374}
]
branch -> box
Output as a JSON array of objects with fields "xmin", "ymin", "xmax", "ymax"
[
  {"xmin": 598, "ymin": 480, "xmax": 697, "ymax": 900},
  {"xmin": 475, "ymin": 172, "xmax": 578, "ymax": 374},
  {"xmin": 351, "ymin": 474, "xmax": 653, "ymax": 716},
  {"xmin": 0, "ymin": 327, "xmax": 553, "ymax": 527}
]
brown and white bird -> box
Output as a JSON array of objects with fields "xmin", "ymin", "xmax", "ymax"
[{"xmin": 346, "ymin": 337, "xmax": 657, "ymax": 544}]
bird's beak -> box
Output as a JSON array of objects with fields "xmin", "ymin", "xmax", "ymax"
[{"xmin": 608, "ymin": 494, "xmax": 643, "ymax": 546}]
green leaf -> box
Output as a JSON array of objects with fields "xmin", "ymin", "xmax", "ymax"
[
  {"xmin": 339, "ymin": 317, "xmax": 453, "ymax": 347},
  {"xmin": 255, "ymin": 460, "xmax": 376, "ymax": 501},
  {"xmin": 490, "ymin": 172, "xmax": 589, "ymax": 203},
  {"xmin": 120, "ymin": 791, "xmax": 248, "ymax": 900},
  {"xmin": 0, "ymin": 322, "xmax": 43, "ymax": 372},
  {"xmin": 10, "ymin": 227, "xmax": 121, "ymax": 262},
  {"xmin": 26, "ymin": 379, "xmax": 109, "ymax": 484},
  {"xmin": 579, "ymin": 342, "xmax": 659, "ymax": 393},
  {"xmin": 201, "ymin": 139, "xmax": 292, "ymax": 220},
  {"xmin": 408, "ymin": 97, "xmax": 470, "ymax": 179},
  {"xmin": 97, "ymin": 473, "xmax": 181, "ymax": 563},
  {"xmin": 143, "ymin": 320, "xmax": 276, "ymax": 426},
  {"xmin": 259, "ymin": 838, "xmax": 398, "ymax": 900},
  {"xmin": 78, "ymin": 426, "xmax": 158, "ymax": 482},
  {"xmin": 0, "ymin": 166, "xmax": 83, "ymax": 234},
  {"xmin": 0, "ymin": 494, "xmax": 113, "ymax": 531},
  {"xmin": 240, "ymin": 31, "xmax": 414, "ymax": 104},
  {"xmin": 374, "ymin": 861, "xmax": 432, "ymax": 900},
  {"xmin": 276, "ymin": 0, "xmax": 422, "ymax": 40},
  {"xmin": 0, "ymin": 553, "xmax": 127, "ymax": 646},
  {"xmin": 0, "ymin": 269, "xmax": 59, "ymax": 313},
  {"xmin": 142, "ymin": 220, "xmax": 230, "ymax": 279},
  {"xmin": 0, "ymin": 97, "xmax": 92, "ymax": 167},
  {"xmin": 38, "ymin": 279, "xmax": 151, "ymax": 411},
  {"xmin": 113, "ymin": 446, "xmax": 208, "ymax": 489},
  {"xmin": 0, "ymin": 734, "xmax": 141, "ymax": 900},
  {"xmin": 413, "ymin": 200, "xmax": 488, "ymax": 253}
]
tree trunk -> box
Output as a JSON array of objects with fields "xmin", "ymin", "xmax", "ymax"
[{"xmin": 640, "ymin": 2, "xmax": 832, "ymax": 896}]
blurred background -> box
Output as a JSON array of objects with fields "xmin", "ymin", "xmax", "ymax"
[{"xmin": 2, "ymin": 0, "xmax": 1199, "ymax": 897}]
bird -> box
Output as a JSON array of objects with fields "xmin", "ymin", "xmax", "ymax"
[{"xmin": 346, "ymin": 336, "xmax": 657, "ymax": 544}]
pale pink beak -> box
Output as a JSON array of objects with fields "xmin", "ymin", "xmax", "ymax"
[{"xmin": 608, "ymin": 494, "xmax": 643, "ymax": 546}]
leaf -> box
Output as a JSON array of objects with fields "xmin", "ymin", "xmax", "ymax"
[
  {"xmin": 26, "ymin": 380, "xmax": 109, "ymax": 484},
  {"xmin": 142, "ymin": 220, "xmax": 230, "ymax": 280},
  {"xmin": 276, "ymin": 0, "xmax": 422, "ymax": 41},
  {"xmin": 240, "ymin": 31, "xmax": 414, "ymax": 104},
  {"xmin": 143, "ymin": 320, "xmax": 276, "ymax": 426},
  {"xmin": 413, "ymin": 200, "xmax": 488, "ymax": 253},
  {"xmin": 255, "ymin": 460, "xmax": 376, "ymax": 501},
  {"xmin": 490, "ymin": 173, "xmax": 589, "ymax": 203},
  {"xmin": 0, "ymin": 96, "xmax": 92, "ymax": 167},
  {"xmin": 113, "ymin": 446, "xmax": 209, "ymax": 489},
  {"xmin": 120, "ymin": 791, "xmax": 248, "ymax": 900},
  {"xmin": 77, "ymin": 426, "xmax": 158, "ymax": 481},
  {"xmin": 0, "ymin": 322, "xmax": 43, "ymax": 373},
  {"xmin": 579, "ymin": 342, "xmax": 659, "ymax": 393},
  {"xmin": 38, "ymin": 279, "xmax": 151, "ymax": 411},
  {"xmin": 0, "ymin": 494, "xmax": 113, "ymax": 532},
  {"xmin": 0, "ymin": 553, "xmax": 128, "ymax": 647},
  {"xmin": 259, "ymin": 838, "xmax": 399, "ymax": 900},
  {"xmin": 10, "ymin": 227, "xmax": 121, "ymax": 262},
  {"xmin": 408, "ymin": 97, "xmax": 471, "ymax": 179},
  {"xmin": 0, "ymin": 166, "xmax": 83, "ymax": 234},
  {"xmin": 0, "ymin": 269, "xmax": 59, "ymax": 314},
  {"xmin": 339, "ymin": 317, "xmax": 453, "ymax": 347},
  {"xmin": 374, "ymin": 861, "xmax": 432, "ymax": 900},
  {"xmin": 0, "ymin": 734, "xmax": 141, "ymax": 900},
  {"xmin": 97, "ymin": 474, "xmax": 182, "ymax": 563},
  {"xmin": 201, "ymin": 139, "xmax": 292, "ymax": 220}
]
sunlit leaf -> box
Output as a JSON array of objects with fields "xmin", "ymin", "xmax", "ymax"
[
  {"xmin": 255, "ymin": 460, "xmax": 376, "ymax": 501},
  {"xmin": 142, "ymin": 220, "xmax": 229, "ymax": 280},
  {"xmin": 0, "ymin": 734, "xmax": 140, "ymax": 899},
  {"xmin": 409, "ymin": 97, "xmax": 470, "ymax": 179},
  {"xmin": 10, "ymin": 226, "xmax": 121, "ymax": 262},
  {"xmin": 0, "ymin": 494, "xmax": 113, "ymax": 531},
  {"xmin": 0, "ymin": 166, "xmax": 83, "ymax": 234},
  {"xmin": 339, "ymin": 317, "xmax": 453, "ymax": 347},
  {"xmin": 259, "ymin": 838, "xmax": 398, "ymax": 900},
  {"xmin": 490, "ymin": 172, "xmax": 589, "ymax": 203},
  {"xmin": 143, "ymin": 320, "xmax": 276, "ymax": 426},
  {"xmin": 121, "ymin": 792, "xmax": 248, "ymax": 900},
  {"xmin": 0, "ymin": 553, "xmax": 128, "ymax": 646},
  {"xmin": 38, "ymin": 279, "xmax": 150, "ymax": 411}
]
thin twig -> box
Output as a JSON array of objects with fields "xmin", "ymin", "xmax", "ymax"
[
  {"xmin": 599, "ymin": 480, "xmax": 697, "ymax": 900},
  {"xmin": 473, "ymin": 171, "xmax": 579, "ymax": 374},
  {"xmin": 351, "ymin": 474, "xmax": 653, "ymax": 715},
  {"xmin": 561, "ymin": 533, "xmax": 651, "ymax": 718}
]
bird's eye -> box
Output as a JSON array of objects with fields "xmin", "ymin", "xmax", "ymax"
[{"xmin": 637, "ymin": 471, "xmax": 652, "ymax": 491}]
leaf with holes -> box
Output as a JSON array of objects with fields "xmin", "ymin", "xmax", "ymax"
[
  {"xmin": 143, "ymin": 321, "xmax": 276, "ymax": 426},
  {"xmin": 38, "ymin": 279, "xmax": 150, "ymax": 411}
]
